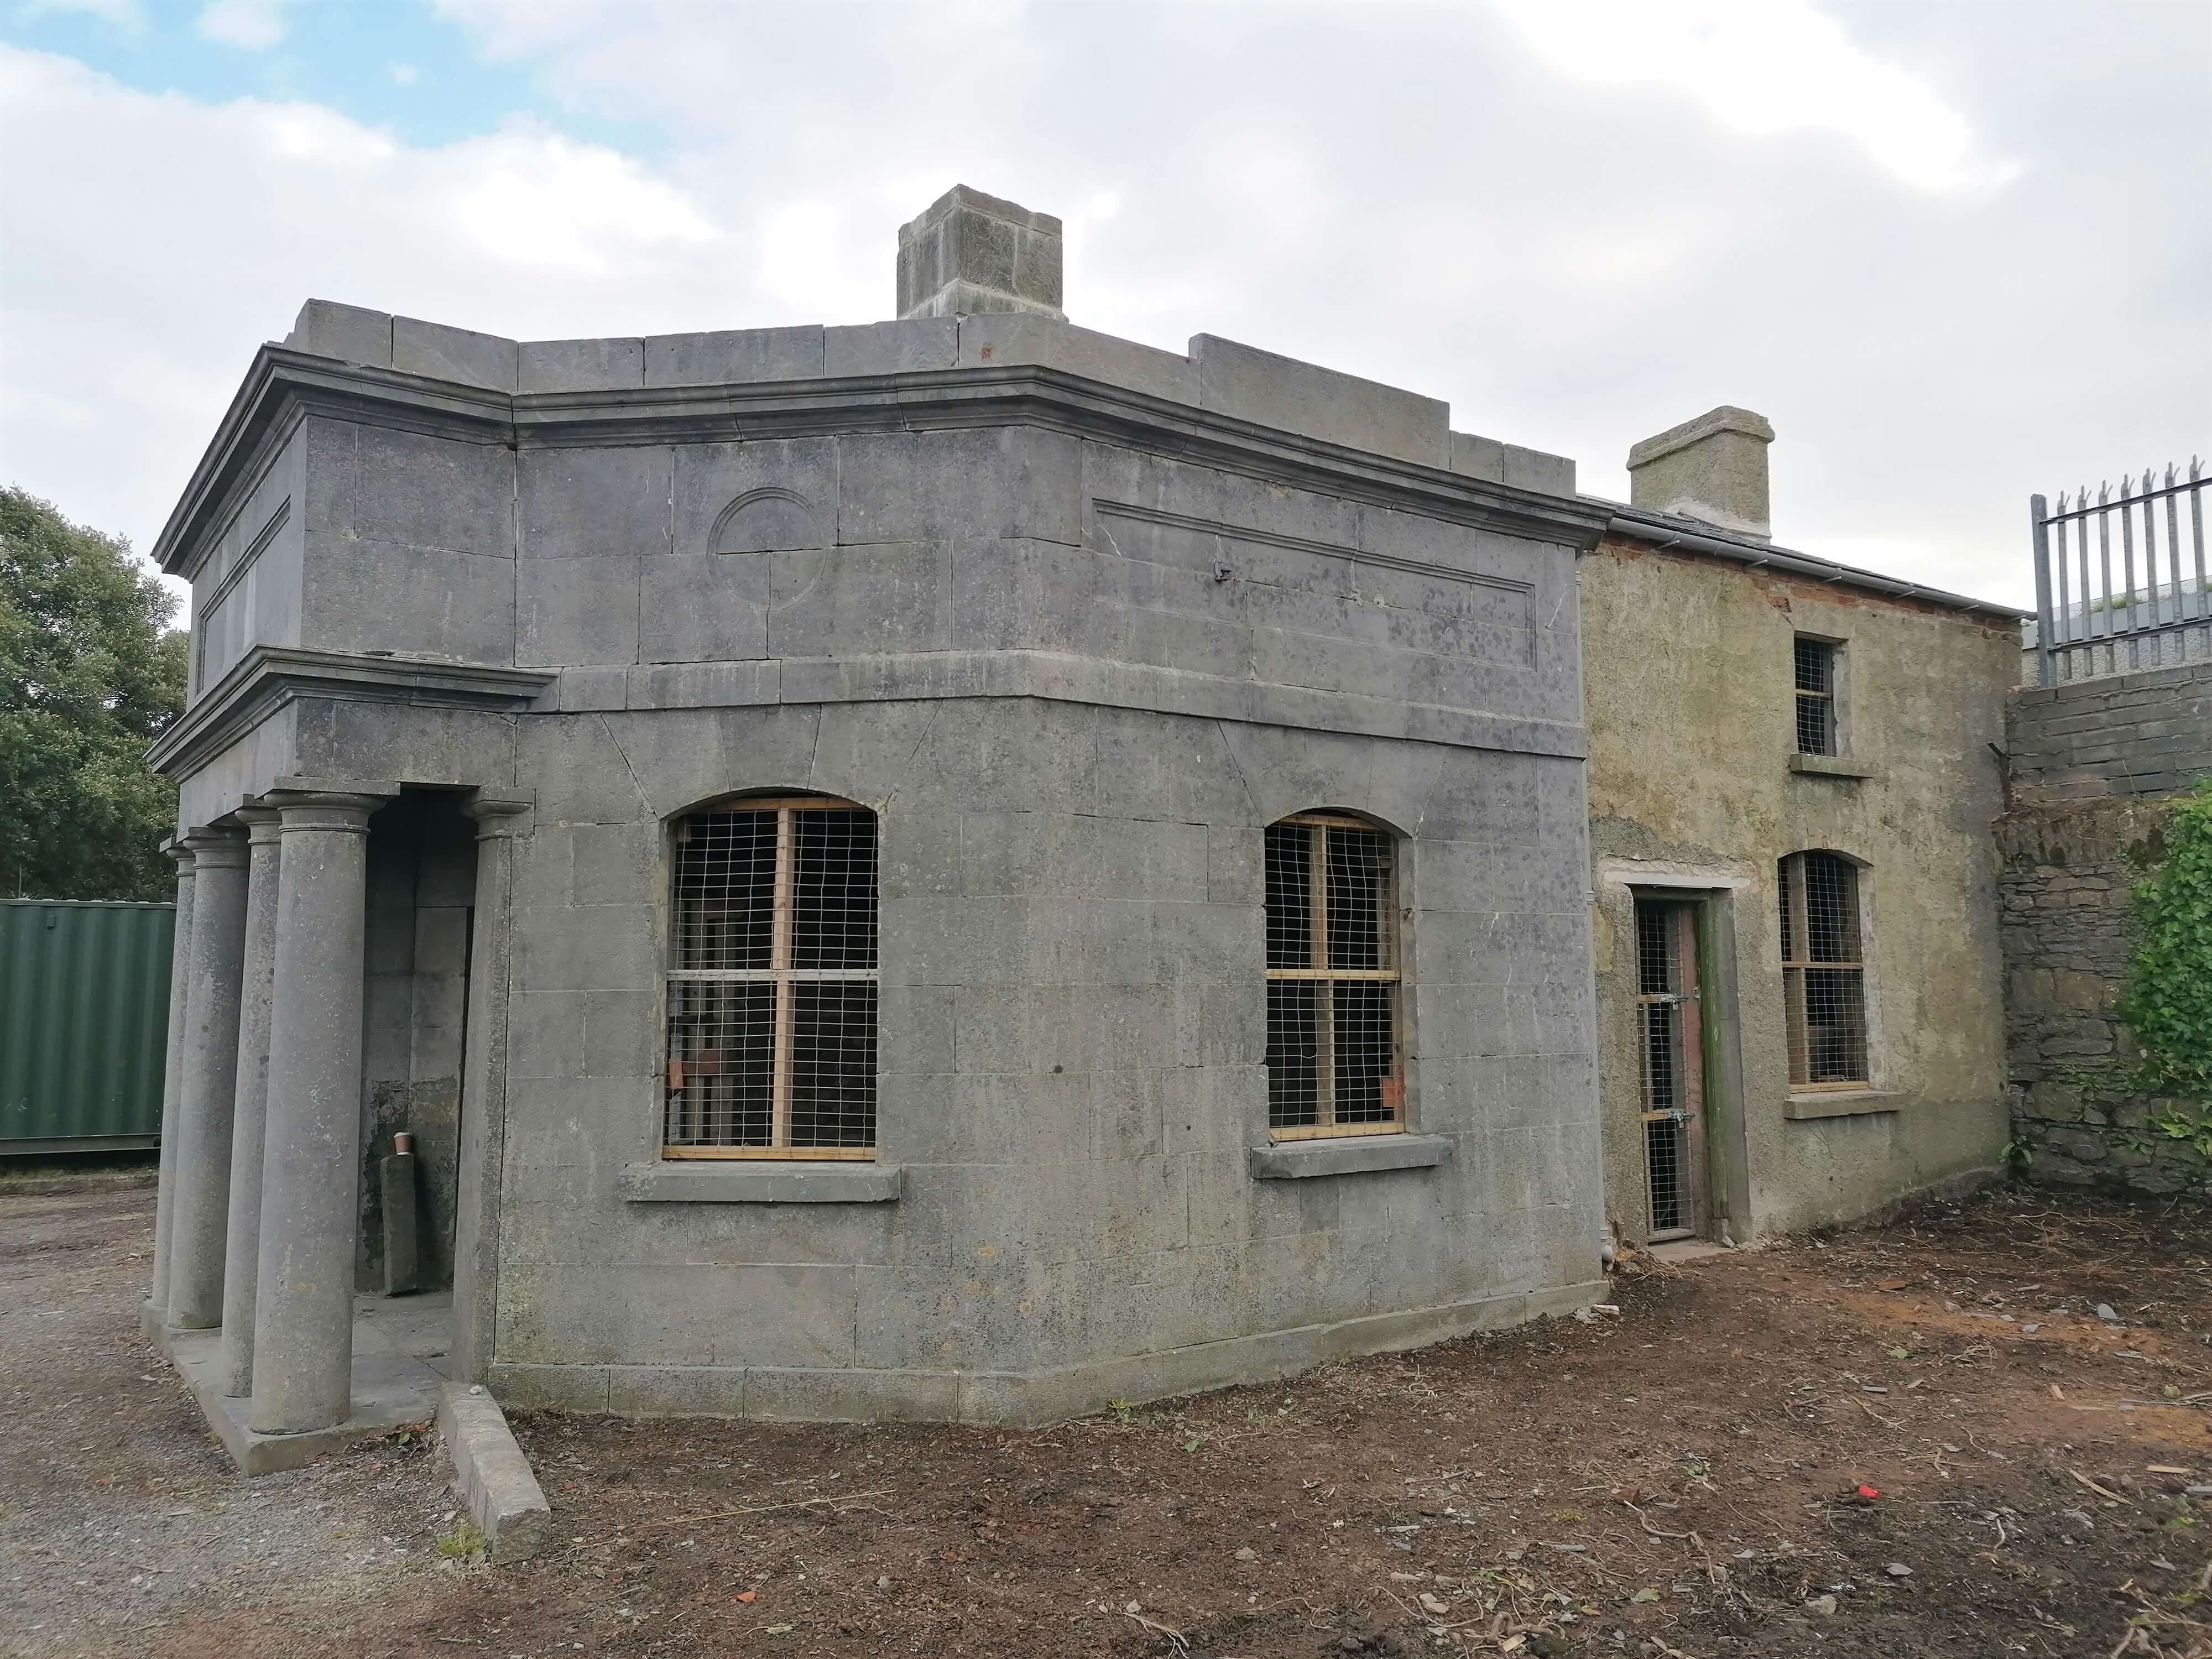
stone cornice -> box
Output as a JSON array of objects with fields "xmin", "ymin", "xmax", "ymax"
[
  {"xmin": 152, "ymin": 347, "xmax": 514, "ymax": 578},
  {"xmin": 155, "ymin": 350, "xmax": 1611, "ymax": 579},
  {"xmin": 510, "ymin": 366, "xmax": 1608, "ymax": 547},
  {"xmin": 147, "ymin": 646, "xmax": 552, "ymax": 779}
]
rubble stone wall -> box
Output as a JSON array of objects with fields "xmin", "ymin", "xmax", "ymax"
[
  {"xmin": 2002, "ymin": 660, "xmax": 2212, "ymax": 1193},
  {"xmin": 1998, "ymin": 796, "xmax": 2192, "ymax": 1191}
]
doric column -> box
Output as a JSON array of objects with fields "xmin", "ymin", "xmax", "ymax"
[
  {"xmin": 450, "ymin": 795, "xmax": 531, "ymax": 1383},
  {"xmin": 218, "ymin": 806, "xmax": 281, "ymax": 1396},
  {"xmin": 166, "ymin": 826, "xmax": 249, "ymax": 1329},
  {"xmin": 146, "ymin": 839, "xmax": 197, "ymax": 1329},
  {"xmin": 249, "ymin": 790, "xmax": 380, "ymax": 1434}
]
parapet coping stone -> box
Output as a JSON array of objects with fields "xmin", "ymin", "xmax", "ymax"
[
  {"xmin": 439, "ymin": 1381, "xmax": 554, "ymax": 1563},
  {"xmin": 278, "ymin": 299, "xmax": 1575, "ymax": 495}
]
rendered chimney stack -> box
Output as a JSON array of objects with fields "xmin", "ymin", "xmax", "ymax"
[
  {"xmin": 896, "ymin": 185, "xmax": 1065, "ymax": 321},
  {"xmin": 1626, "ymin": 406, "xmax": 1776, "ymax": 542}
]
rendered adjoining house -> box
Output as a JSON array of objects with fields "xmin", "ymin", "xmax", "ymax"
[
  {"xmin": 1578, "ymin": 409, "xmax": 2022, "ymax": 1251},
  {"xmin": 142, "ymin": 186, "xmax": 1616, "ymax": 1456}
]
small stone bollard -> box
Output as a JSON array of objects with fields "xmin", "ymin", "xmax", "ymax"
[{"xmin": 382, "ymin": 1132, "xmax": 420, "ymax": 1296}]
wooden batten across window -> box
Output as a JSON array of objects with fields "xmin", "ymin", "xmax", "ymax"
[
  {"xmin": 1263, "ymin": 813, "xmax": 1405, "ymax": 1139},
  {"xmin": 1793, "ymin": 637, "xmax": 1839, "ymax": 757},
  {"xmin": 1778, "ymin": 850, "xmax": 1868, "ymax": 1088},
  {"xmin": 662, "ymin": 796, "xmax": 879, "ymax": 1159}
]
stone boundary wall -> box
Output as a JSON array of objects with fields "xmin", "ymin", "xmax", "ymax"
[
  {"xmin": 2008, "ymin": 661, "xmax": 2212, "ymax": 804},
  {"xmin": 2001, "ymin": 661, "xmax": 2212, "ymax": 1193},
  {"xmin": 1998, "ymin": 797, "xmax": 2193, "ymax": 1192}
]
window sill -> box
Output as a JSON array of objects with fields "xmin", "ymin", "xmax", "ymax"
[
  {"xmin": 1788, "ymin": 754, "xmax": 1878, "ymax": 780},
  {"xmin": 619, "ymin": 1161, "xmax": 902, "ymax": 1204},
  {"xmin": 1248, "ymin": 1134, "xmax": 1453, "ymax": 1180},
  {"xmin": 1784, "ymin": 1091, "xmax": 1902, "ymax": 1121}
]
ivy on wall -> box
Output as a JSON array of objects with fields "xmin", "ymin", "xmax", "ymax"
[{"xmin": 2121, "ymin": 780, "xmax": 2212, "ymax": 1163}]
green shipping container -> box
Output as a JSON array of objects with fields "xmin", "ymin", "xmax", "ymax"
[{"xmin": 0, "ymin": 899, "xmax": 175, "ymax": 1153}]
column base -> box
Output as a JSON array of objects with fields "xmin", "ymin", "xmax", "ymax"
[{"xmin": 150, "ymin": 1291, "xmax": 452, "ymax": 1475}]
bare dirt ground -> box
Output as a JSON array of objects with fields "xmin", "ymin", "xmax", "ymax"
[
  {"xmin": 0, "ymin": 1185, "xmax": 457, "ymax": 1659},
  {"xmin": 7, "ymin": 1181, "xmax": 2211, "ymax": 1659}
]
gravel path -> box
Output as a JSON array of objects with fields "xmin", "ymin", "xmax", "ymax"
[{"xmin": 0, "ymin": 1185, "xmax": 457, "ymax": 1658}]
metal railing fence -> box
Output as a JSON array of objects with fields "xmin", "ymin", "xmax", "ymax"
[{"xmin": 2031, "ymin": 460, "xmax": 2209, "ymax": 686}]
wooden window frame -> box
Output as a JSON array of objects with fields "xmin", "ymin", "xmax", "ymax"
[
  {"xmin": 1265, "ymin": 811, "xmax": 1407, "ymax": 1142},
  {"xmin": 1778, "ymin": 850, "xmax": 1869, "ymax": 1090},
  {"xmin": 1793, "ymin": 636, "xmax": 1840, "ymax": 758},
  {"xmin": 662, "ymin": 795, "xmax": 878, "ymax": 1162}
]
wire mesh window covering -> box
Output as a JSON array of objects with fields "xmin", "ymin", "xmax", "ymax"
[
  {"xmin": 1264, "ymin": 815, "xmax": 1405, "ymax": 1139},
  {"xmin": 1635, "ymin": 900, "xmax": 1702, "ymax": 1238},
  {"xmin": 1779, "ymin": 852, "xmax": 1868, "ymax": 1088},
  {"xmin": 1793, "ymin": 637, "xmax": 1838, "ymax": 757},
  {"xmin": 664, "ymin": 799, "xmax": 879, "ymax": 1157}
]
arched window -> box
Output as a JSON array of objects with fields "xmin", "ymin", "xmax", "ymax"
[
  {"xmin": 1778, "ymin": 851, "xmax": 1867, "ymax": 1087},
  {"xmin": 1264, "ymin": 812, "xmax": 1404, "ymax": 1139},
  {"xmin": 664, "ymin": 796, "xmax": 878, "ymax": 1159}
]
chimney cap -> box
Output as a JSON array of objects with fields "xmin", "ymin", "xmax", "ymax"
[
  {"xmin": 1626, "ymin": 405, "xmax": 1773, "ymax": 471},
  {"xmin": 896, "ymin": 184, "xmax": 1065, "ymax": 322},
  {"xmin": 1626, "ymin": 405, "xmax": 1776, "ymax": 541},
  {"xmin": 898, "ymin": 184, "xmax": 1062, "ymax": 243}
]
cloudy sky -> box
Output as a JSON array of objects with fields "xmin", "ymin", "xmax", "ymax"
[{"xmin": 2, "ymin": 0, "xmax": 2205, "ymax": 615}]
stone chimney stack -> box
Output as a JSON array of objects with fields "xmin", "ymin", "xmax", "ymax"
[
  {"xmin": 1626, "ymin": 406, "xmax": 1776, "ymax": 542},
  {"xmin": 896, "ymin": 185, "xmax": 1065, "ymax": 322}
]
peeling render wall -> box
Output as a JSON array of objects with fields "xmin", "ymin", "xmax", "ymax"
[{"xmin": 1580, "ymin": 538, "xmax": 2017, "ymax": 1244}]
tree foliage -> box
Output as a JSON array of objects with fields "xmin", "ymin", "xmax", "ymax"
[{"xmin": 0, "ymin": 487, "xmax": 187, "ymax": 900}]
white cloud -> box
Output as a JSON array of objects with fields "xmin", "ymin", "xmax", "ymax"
[
  {"xmin": 755, "ymin": 200, "xmax": 874, "ymax": 320},
  {"xmin": 0, "ymin": 46, "xmax": 737, "ymax": 573},
  {"xmin": 445, "ymin": 124, "xmax": 718, "ymax": 276},
  {"xmin": 1491, "ymin": 0, "xmax": 2014, "ymax": 194},
  {"xmin": 4, "ymin": 4, "xmax": 2204, "ymax": 614},
  {"xmin": 390, "ymin": 62, "xmax": 419, "ymax": 86},
  {"xmin": 196, "ymin": 0, "xmax": 292, "ymax": 51},
  {"xmin": 17, "ymin": 0, "xmax": 143, "ymax": 28}
]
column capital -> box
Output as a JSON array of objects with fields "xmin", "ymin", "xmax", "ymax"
[
  {"xmin": 178, "ymin": 825, "xmax": 249, "ymax": 868},
  {"xmin": 463, "ymin": 792, "xmax": 534, "ymax": 839},
  {"xmin": 233, "ymin": 803, "xmax": 284, "ymax": 846},
  {"xmin": 163, "ymin": 836, "xmax": 196, "ymax": 871},
  {"xmin": 263, "ymin": 791, "xmax": 383, "ymax": 836}
]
